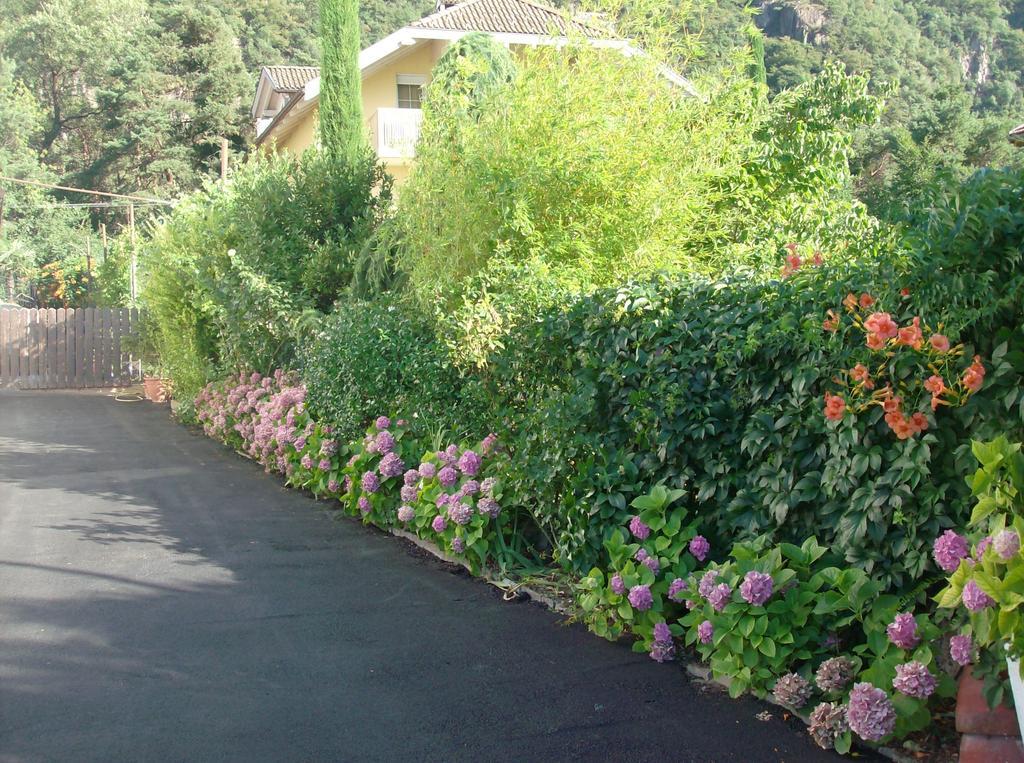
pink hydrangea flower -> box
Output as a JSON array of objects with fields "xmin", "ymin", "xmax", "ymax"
[
  {"xmin": 886, "ymin": 613, "xmax": 919, "ymax": 649},
  {"xmin": 610, "ymin": 574, "xmax": 626, "ymax": 595},
  {"xmin": 994, "ymin": 530, "xmax": 1020, "ymax": 560},
  {"xmin": 739, "ymin": 571, "xmax": 773, "ymax": 606},
  {"xmin": 963, "ymin": 580, "xmax": 995, "ymax": 611},
  {"xmin": 432, "ymin": 515, "xmax": 447, "ymax": 533},
  {"xmin": 933, "ymin": 529, "xmax": 970, "ymax": 572},
  {"xmin": 397, "ymin": 505, "xmax": 415, "ymax": 523},
  {"xmin": 846, "ymin": 683, "xmax": 896, "ymax": 742},
  {"xmin": 708, "ymin": 583, "xmax": 732, "ymax": 612},
  {"xmin": 628, "ymin": 584, "xmax": 653, "ymax": 611},
  {"xmin": 892, "ymin": 661, "xmax": 936, "ymax": 699},
  {"xmin": 689, "ymin": 535, "xmax": 710, "ymax": 562},
  {"xmin": 950, "ymin": 634, "xmax": 974, "ymax": 666},
  {"xmin": 629, "ymin": 515, "xmax": 650, "ymax": 540},
  {"xmin": 697, "ymin": 620, "xmax": 714, "ymax": 644}
]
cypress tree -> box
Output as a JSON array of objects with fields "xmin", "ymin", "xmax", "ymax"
[
  {"xmin": 746, "ymin": 25, "xmax": 767, "ymax": 87},
  {"xmin": 319, "ymin": 0, "xmax": 367, "ymax": 159}
]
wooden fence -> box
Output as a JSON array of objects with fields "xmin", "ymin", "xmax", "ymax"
[{"xmin": 0, "ymin": 307, "xmax": 142, "ymax": 389}]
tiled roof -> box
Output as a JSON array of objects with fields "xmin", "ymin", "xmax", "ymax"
[
  {"xmin": 264, "ymin": 65, "xmax": 320, "ymax": 92},
  {"xmin": 411, "ymin": 0, "xmax": 608, "ymax": 37}
]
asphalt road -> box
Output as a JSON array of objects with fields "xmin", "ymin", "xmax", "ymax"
[{"xmin": 0, "ymin": 390, "xmax": 848, "ymax": 762}]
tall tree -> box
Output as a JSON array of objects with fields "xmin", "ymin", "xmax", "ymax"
[{"xmin": 319, "ymin": 0, "xmax": 366, "ymax": 159}]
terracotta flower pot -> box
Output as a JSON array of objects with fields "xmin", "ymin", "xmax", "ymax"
[
  {"xmin": 143, "ymin": 376, "xmax": 169, "ymax": 403},
  {"xmin": 957, "ymin": 669, "xmax": 1024, "ymax": 762}
]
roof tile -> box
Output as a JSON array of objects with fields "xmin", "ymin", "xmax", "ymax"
[
  {"xmin": 411, "ymin": 0, "xmax": 606, "ymax": 37},
  {"xmin": 264, "ymin": 66, "xmax": 320, "ymax": 91}
]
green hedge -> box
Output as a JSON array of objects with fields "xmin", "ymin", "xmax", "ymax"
[
  {"xmin": 300, "ymin": 297, "xmax": 489, "ymax": 441},
  {"xmin": 485, "ymin": 168, "xmax": 1024, "ymax": 587}
]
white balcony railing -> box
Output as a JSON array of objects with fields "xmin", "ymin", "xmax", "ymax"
[{"xmin": 371, "ymin": 107, "xmax": 423, "ymax": 160}]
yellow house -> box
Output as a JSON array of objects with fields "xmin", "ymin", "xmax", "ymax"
[{"xmin": 251, "ymin": 0, "xmax": 696, "ymax": 184}]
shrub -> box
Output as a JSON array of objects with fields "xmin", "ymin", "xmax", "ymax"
[
  {"xmin": 397, "ymin": 46, "xmax": 889, "ymax": 365},
  {"xmin": 139, "ymin": 149, "xmax": 391, "ymax": 398},
  {"xmin": 300, "ymin": 297, "xmax": 488, "ymax": 441}
]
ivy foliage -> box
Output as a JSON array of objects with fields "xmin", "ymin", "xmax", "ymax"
[{"xmin": 482, "ymin": 169, "xmax": 1024, "ymax": 587}]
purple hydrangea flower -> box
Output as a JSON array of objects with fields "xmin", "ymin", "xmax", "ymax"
[
  {"xmin": 963, "ymin": 579, "xmax": 995, "ymax": 611},
  {"xmin": 400, "ymin": 485, "xmax": 418, "ymax": 503},
  {"xmin": 933, "ymin": 529, "xmax": 970, "ymax": 572},
  {"xmin": 438, "ymin": 466, "xmax": 458, "ymax": 488},
  {"xmin": 480, "ymin": 477, "xmax": 497, "ymax": 495},
  {"xmin": 892, "ymin": 661, "xmax": 936, "ymax": 699},
  {"xmin": 432, "ymin": 515, "xmax": 447, "ymax": 533},
  {"xmin": 629, "ymin": 515, "xmax": 650, "ymax": 540},
  {"xmin": 481, "ymin": 433, "xmax": 498, "ymax": 454},
  {"xmin": 462, "ymin": 480, "xmax": 480, "ymax": 495},
  {"xmin": 477, "ymin": 497, "xmax": 500, "ymax": 518},
  {"xmin": 294, "ymin": 437, "xmax": 307, "ymax": 450},
  {"xmin": 375, "ymin": 416, "xmax": 391, "ymax": 430},
  {"xmin": 950, "ymin": 634, "xmax": 974, "ymax": 666},
  {"xmin": 994, "ymin": 530, "xmax": 1020, "ymax": 560},
  {"xmin": 642, "ymin": 556, "xmax": 660, "ymax": 575},
  {"xmin": 649, "ymin": 640, "xmax": 675, "ymax": 663},
  {"xmin": 809, "ymin": 702, "xmax": 849, "ymax": 751},
  {"xmin": 653, "ymin": 622, "xmax": 672, "ymax": 643},
  {"xmin": 886, "ymin": 613, "xmax": 919, "ymax": 649},
  {"xmin": 635, "ymin": 548, "xmax": 649, "ymax": 562},
  {"xmin": 740, "ymin": 571, "xmax": 773, "ymax": 606},
  {"xmin": 773, "ymin": 673, "xmax": 812, "ymax": 708},
  {"xmin": 318, "ymin": 459, "xmax": 331, "ymax": 471},
  {"xmin": 320, "ymin": 439, "xmax": 338, "ymax": 456},
  {"xmin": 448, "ymin": 502, "xmax": 472, "ymax": 526},
  {"xmin": 403, "ymin": 469, "xmax": 420, "ymax": 486},
  {"xmin": 667, "ymin": 578, "xmax": 687, "ymax": 602},
  {"xmin": 419, "ymin": 462, "xmax": 437, "ymax": 479},
  {"xmin": 397, "ymin": 505, "xmax": 415, "ymax": 523},
  {"xmin": 709, "ymin": 583, "xmax": 732, "ymax": 611},
  {"xmin": 300, "ymin": 454, "xmax": 313, "ymax": 470},
  {"xmin": 435, "ymin": 493, "xmax": 450, "ymax": 508},
  {"xmin": 358, "ymin": 496, "xmax": 371, "ymax": 515},
  {"xmin": 846, "ymin": 683, "xmax": 896, "ymax": 742},
  {"xmin": 698, "ymin": 570, "xmax": 719, "ymax": 600},
  {"xmin": 650, "ymin": 622, "xmax": 675, "ymax": 663},
  {"xmin": 378, "ymin": 452, "xmax": 405, "ymax": 478},
  {"xmin": 610, "ymin": 574, "xmax": 626, "ymax": 595},
  {"xmin": 361, "ymin": 471, "xmax": 380, "ymax": 494},
  {"xmin": 815, "ymin": 656, "xmax": 854, "ymax": 693},
  {"xmin": 457, "ymin": 450, "xmax": 482, "ymax": 476},
  {"xmin": 375, "ymin": 431, "xmax": 396, "ymax": 454},
  {"xmin": 327, "ymin": 479, "xmax": 340, "ymax": 493},
  {"xmin": 628, "ymin": 584, "xmax": 653, "ymax": 611},
  {"xmin": 975, "ymin": 536, "xmax": 993, "ymax": 560},
  {"xmin": 697, "ymin": 620, "xmax": 714, "ymax": 644},
  {"xmin": 689, "ymin": 535, "xmax": 710, "ymax": 562},
  {"xmin": 451, "ymin": 536, "xmax": 465, "ymax": 554},
  {"xmin": 344, "ymin": 476, "xmax": 353, "ymax": 492}
]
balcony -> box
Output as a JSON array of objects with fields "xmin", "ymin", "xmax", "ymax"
[{"xmin": 370, "ymin": 107, "xmax": 423, "ymax": 161}]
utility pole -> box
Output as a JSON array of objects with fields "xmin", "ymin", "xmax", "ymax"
[{"xmin": 128, "ymin": 203, "xmax": 137, "ymax": 303}]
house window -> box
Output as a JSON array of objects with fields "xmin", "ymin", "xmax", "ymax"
[{"xmin": 396, "ymin": 75, "xmax": 425, "ymax": 109}]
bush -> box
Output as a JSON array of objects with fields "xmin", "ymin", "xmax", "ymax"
[
  {"xmin": 300, "ymin": 297, "xmax": 488, "ymax": 441},
  {"xmin": 140, "ymin": 149, "xmax": 390, "ymax": 398},
  {"xmin": 489, "ymin": 224, "xmax": 1024, "ymax": 587}
]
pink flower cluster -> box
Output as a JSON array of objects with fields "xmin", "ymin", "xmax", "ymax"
[{"xmin": 195, "ymin": 370, "xmax": 313, "ymax": 478}]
